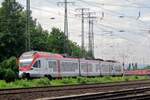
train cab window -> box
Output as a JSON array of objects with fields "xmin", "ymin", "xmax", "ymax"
[{"xmin": 33, "ymin": 60, "xmax": 41, "ymax": 68}]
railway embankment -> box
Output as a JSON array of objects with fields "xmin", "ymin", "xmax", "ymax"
[{"xmin": 0, "ymin": 79, "xmax": 150, "ymax": 100}]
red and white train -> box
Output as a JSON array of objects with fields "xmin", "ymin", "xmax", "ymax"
[
  {"xmin": 125, "ymin": 69, "xmax": 150, "ymax": 76},
  {"xmin": 19, "ymin": 51, "xmax": 123, "ymax": 79}
]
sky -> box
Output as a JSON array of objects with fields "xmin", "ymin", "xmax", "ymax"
[{"xmin": 1, "ymin": 0, "xmax": 150, "ymax": 65}]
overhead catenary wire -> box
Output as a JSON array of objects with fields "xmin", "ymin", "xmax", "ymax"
[
  {"xmin": 76, "ymin": 0, "xmax": 150, "ymax": 27},
  {"xmin": 21, "ymin": 1, "xmax": 150, "ymax": 42},
  {"xmin": 15, "ymin": 0, "xmax": 150, "ymax": 47},
  {"xmin": 17, "ymin": 1, "xmax": 150, "ymax": 33}
]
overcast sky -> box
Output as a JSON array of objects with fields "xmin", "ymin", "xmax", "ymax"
[{"xmin": 1, "ymin": 0, "xmax": 150, "ymax": 64}]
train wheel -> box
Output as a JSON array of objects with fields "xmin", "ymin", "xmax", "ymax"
[
  {"xmin": 26, "ymin": 73, "xmax": 31, "ymax": 80},
  {"xmin": 46, "ymin": 75, "xmax": 52, "ymax": 80},
  {"xmin": 22, "ymin": 73, "xmax": 30, "ymax": 80}
]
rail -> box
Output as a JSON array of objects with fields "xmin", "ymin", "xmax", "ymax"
[
  {"xmin": 46, "ymin": 87, "xmax": 150, "ymax": 100},
  {"xmin": 0, "ymin": 80, "xmax": 150, "ymax": 100}
]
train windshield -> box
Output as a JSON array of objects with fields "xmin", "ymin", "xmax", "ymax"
[{"xmin": 19, "ymin": 59, "xmax": 32, "ymax": 67}]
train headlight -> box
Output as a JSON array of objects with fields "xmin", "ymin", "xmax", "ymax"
[{"xmin": 19, "ymin": 71, "xmax": 24, "ymax": 78}]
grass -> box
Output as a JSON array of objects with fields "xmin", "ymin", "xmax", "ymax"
[{"xmin": 0, "ymin": 76, "xmax": 149, "ymax": 89}]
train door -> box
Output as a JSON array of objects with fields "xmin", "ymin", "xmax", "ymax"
[
  {"xmin": 101, "ymin": 62, "xmax": 110, "ymax": 76},
  {"xmin": 87, "ymin": 62, "xmax": 93, "ymax": 76},
  {"xmin": 32, "ymin": 60, "xmax": 42, "ymax": 77},
  {"xmin": 111, "ymin": 63, "xmax": 115, "ymax": 76},
  {"xmin": 99, "ymin": 61, "xmax": 103, "ymax": 76},
  {"xmin": 47, "ymin": 60, "xmax": 57, "ymax": 77},
  {"xmin": 95, "ymin": 63, "xmax": 100, "ymax": 76},
  {"xmin": 80, "ymin": 61, "xmax": 88, "ymax": 76},
  {"xmin": 39, "ymin": 58, "xmax": 48, "ymax": 77}
]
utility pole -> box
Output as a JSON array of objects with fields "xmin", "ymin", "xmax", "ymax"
[
  {"xmin": 26, "ymin": 0, "xmax": 31, "ymax": 51},
  {"xmin": 75, "ymin": 8, "xmax": 89, "ymax": 57},
  {"xmin": 85, "ymin": 12, "xmax": 96, "ymax": 58},
  {"xmin": 91, "ymin": 19, "xmax": 94, "ymax": 58},
  {"xmin": 57, "ymin": 0, "xmax": 74, "ymax": 39},
  {"xmin": 57, "ymin": 0, "xmax": 74, "ymax": 54}
]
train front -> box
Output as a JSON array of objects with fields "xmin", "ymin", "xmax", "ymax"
[{"xmin": 18, "ymin": 51, "xmax": 35, "ymax": 78}]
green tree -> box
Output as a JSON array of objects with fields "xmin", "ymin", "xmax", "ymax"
[
  {"xmin": 127, "ymin": 63, "xmax": 131, "ymax": 70},
  {"xmin": 0, "ymin": 0, "xmax": 26, "ymax": 62},
  {"xmin": 0, "ymin": 57, "xmax": 17, "ymax": 81},
  {"xmin": 48, "ymin": 28, "xmax": 67, "ymax": 54},
  {"xmin": 31, "ymin": 23, "xmax": 49, "ymax": 51},
  {"xmin": 48, "ymin": 28, "xmax": 88, "ymax": 58}
]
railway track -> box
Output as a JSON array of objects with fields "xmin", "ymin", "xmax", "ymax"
[
  {"xmin": 1, "ymin": 80, "xmax": 150, "ymax": 100},
  {"xmin": 47, "ymin": 87, "xmax": 150, "ymax": 100}
]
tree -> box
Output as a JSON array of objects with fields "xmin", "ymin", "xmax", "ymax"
[
  {"xmin": 0, "ymin": 57, "xmax": 17, "ymax": 81},
  {"xmin": 127, "ymin": 63, "xmax": 131, "ymax": 70},
  {"xmin": 48, "ymin": 28, "xmax": 67, "ymax": 54},
  {"xmin": 0, "ymin": 0, "xmax": 26, "ymax": 62},
  {"xmin": 0, "ymin": 0, "xmax": 49, "ymax": 62},
  {"xmin": 31, "ymin": 23, "xmax": 49, "ymax": 51},
  {"xmin": 48, "ymin": 28, "xmax": 88, "ymax": 58}
]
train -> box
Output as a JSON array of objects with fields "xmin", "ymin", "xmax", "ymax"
[
  {"xmin": 19, "ymin": 51, "xmax": 124, "ymax": 79},
  {"xmin": 125, "ymin": 69, "xmax": 150, "ymax": 76}
]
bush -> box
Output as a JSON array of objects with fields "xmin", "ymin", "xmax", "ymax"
[
  {"xmin": 33, "ymin": 78, "xmax": 51, "ymax": 86},
  {"xmin": 77, "ymin": 77, "xmax": 87, "ymax": 84},
  {"xmin": 0, "ymin": 57, "xmax": 18, "ymax": 72},
  {"xmin": 134, "ymin": 76, "xmax": 138, "ymax": 80},
  {"xmin": 0, "ymin": 69, "xmax": 6, "ymax": 80},
  {"xmin": 4, "ymin": 69, "xmax": 16, "ymax": 82},
  {"xmin": 0, "ymin": 57, "xmax": 18, "ymax": 82},
  {"xmin": 125, "ymin": 77, "xmax": 129, "ymax": 82}
]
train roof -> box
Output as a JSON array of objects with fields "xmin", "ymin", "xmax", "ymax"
[
  {"xmin": 20, "ymin": 51, "xmax": 64, "ymax": 59},
  {"xmin": 20, "ymin": 51, "xmax": 83, "ymax": 60},
  {"xmin": 20, "ymin": 51, "xmax": 107, "ymax": 61}
]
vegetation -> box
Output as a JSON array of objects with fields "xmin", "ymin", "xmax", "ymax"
[
  {"xmin": 141, "ymin": 66, "xmax": 150, "ymax": 70},
  {"xmin": 0, "ymin": 76, "xmax": 148, "ymax": 89},
  {"xmin": 127, "ymin": 64, "xmax": 150, "ymax": 70},
  {"xmin": 0, "ymin": 57, "xmax": 18, "ymax": 82},
  {"xmin": 127, "ymin": 63, "xmax": 138, "ymax": 70}
]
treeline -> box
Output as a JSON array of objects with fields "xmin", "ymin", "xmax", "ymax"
[
  {"xmin": 0, "ymin": 0, "xmax": 88, "ymax": 82},
  {"xmin": 127, "ymin": 63, "xmax": 150, "ymax": 70},
  {"xmin": 127, "ymin": 63, "xmax": 138, "ymax": 71}
]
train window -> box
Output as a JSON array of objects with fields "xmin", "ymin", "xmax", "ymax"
[
  {"xmin": 81, "ymin": 63, "xmax": 87, "ymax": 72},
  {"xmin": 20, "ymin": 61, "xmax": 32, "ymax": 67},
  {"xmin": 61, "ymin": 61, "xmax": 78, "ymax": 72},
  {"xmin": 33, "ymin": 60, "xmax": 41, "ymax": 68},
  {"xmin": 102, "ymin": 63, "xmax": 109, "ymax": 72},
  {"xmin": 88, "ymin": 63, "xmax": 93, "ymax": 72},
  {"xmin": 96, "ymin": 64, "xmax": 100, "ymax": 72},
  {"xmin": 48, "ymin": 61, "xmax": 57, "ymax": 72}
]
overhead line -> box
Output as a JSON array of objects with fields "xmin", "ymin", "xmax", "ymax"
[
  {"xmin": 77, "ymin": 0, "xmax": 150, "ymax": 27},
  {"xmin": 77, "ymin": 0, "xmax": 150, "ymax": 8}
]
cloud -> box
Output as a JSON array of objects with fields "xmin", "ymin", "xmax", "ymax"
[{"xmin": 141, "ymin": 14, "xmax": 150, "ymax": 21}]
